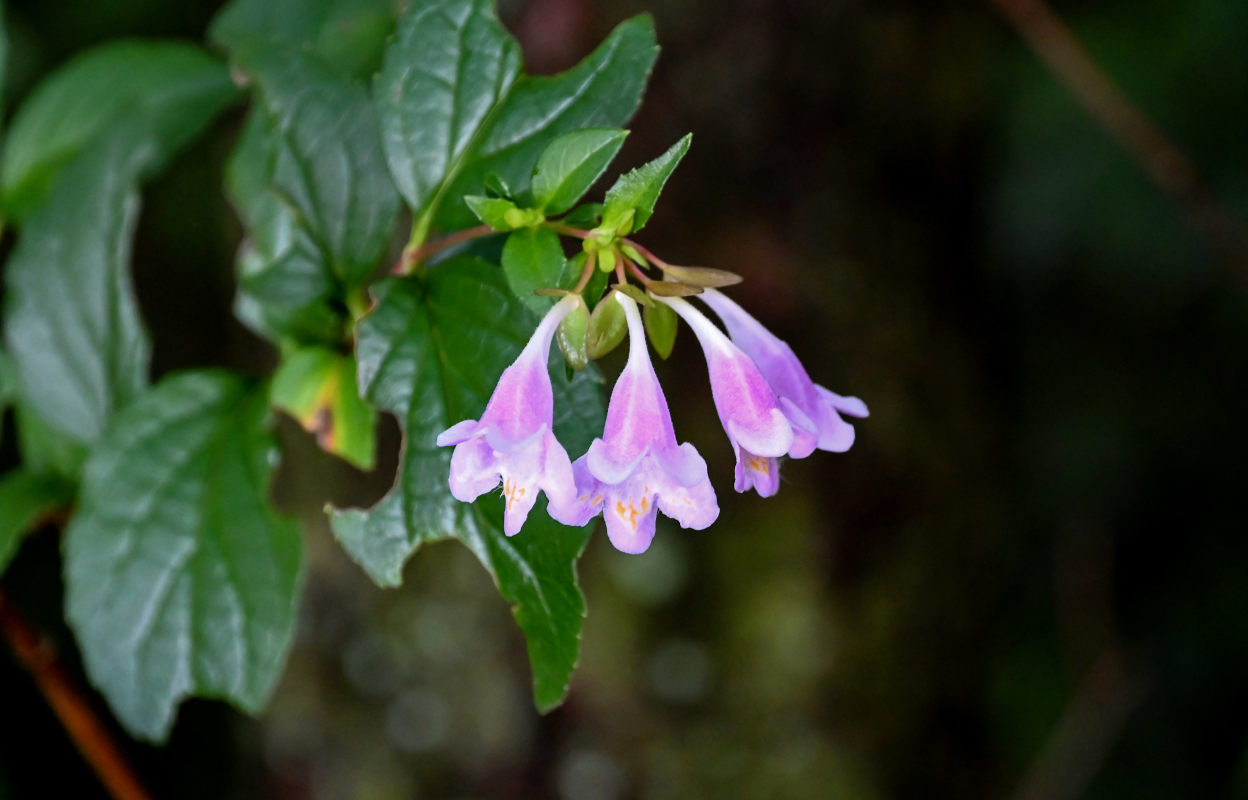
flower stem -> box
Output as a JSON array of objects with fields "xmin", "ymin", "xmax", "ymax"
[
  {"xmin": 572, "ymin": 252, "xmax": 598, "ymax": 293},
  {"xmin": 394, "ymin": 224, "xmax": 495, "ymax": 274},
  {"xmin": 0, "ymin": 590, "xmax": 154, "ymax": 800}
]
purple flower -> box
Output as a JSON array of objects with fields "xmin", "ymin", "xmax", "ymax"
[
  {"xmin": 549, "ymin": 293, "xmax": 718, "ymax": 553},
  {"xmin": 658, "ymin": 296, "xmax": 796, "ymax": 497},
  {"xmin": 699, "ymin": 289, "xmax": 869, "ymax": 454},
  {"xmin": 437, "ymin": 295, "xmax": 579, "ymax": 536}
]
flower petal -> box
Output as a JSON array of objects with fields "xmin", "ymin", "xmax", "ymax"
[
  {"xmin": 602, "ymin": 483, "xmax": 660, "ymax": 554},
  {"xmin": 436, "ymin": 418, "xmax": 480, "ymax": 447},
  {"xmin": 549, "ymin": 456, "xmax": 605, "ymax": 527},
  {"xmin": 817, "ymin": 386, "xmax": 869, "ymax": 418},
  {"xmin": 733, "ymin": 446, "xmax": 781, "ymax": 497},
  {"xmin": 448, "ymin": 437, "xmax": 501, "ymax": 502}
]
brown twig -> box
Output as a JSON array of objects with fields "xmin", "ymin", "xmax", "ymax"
[
  {"xmin": 988, "ymin": 0, "xmax": 1248, "ymax": 275},
  {"xmin": 0, "ymin": 590, "xmax": 154, "ymax": 800}
]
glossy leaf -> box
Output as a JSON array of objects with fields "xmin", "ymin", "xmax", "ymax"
[
  {"xmin": 1, "ymin": 41, "xmax": 237, "ymax": 220},
  {"xmin": 376, "ymin": 0, "xmax": 657, "ymax": 236},
  {"xmin": 271, "ymin": 347, "xmax": 377, "ymax": 470},
  {"xmin": 4, "ymin": 124, "xmax": 154, "ymax": 446},
  {"xmin": 602, "ymin": 133, "xmax": 692, "ymax": 234},
  {"xmin": 235, "ymin": 44, "xmax": 400, "ymax": 287},
  {"xmin": 226, "ymin": 110, "xmax": 343, "ymax": 345},
  {"xmin": 330, "ymin": 258, "xmax": 604, "ymax": 710},
  {"xmin": 211, "ymin": 0, "xmax": 399, "ymax": 81},
  {"xmin": 65, "ymin": 371, "xmax": 303, "ymax": 742},
  {"xmin": 0, "ymin": 470, "xmax": 73, "ymax": 576},
  {"xmin": 531, "ymin": 128, "xmax": 628, "ymax": 215},
  {"xmin": 644, "ymin": 300, "xmax": 678, "ymax": 359},
  {"xmin": 501, "ymin": 226, "xmax": 572, "ymax": 315}
]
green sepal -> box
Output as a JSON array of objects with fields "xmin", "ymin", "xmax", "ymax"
[
  {"xmin": 644, "ymin": 301, "xmax": 678, "ymax": 360},
  {"xmin": 601, "ymin": 133, "xmax": 691, "ymax": 235},
  {"xmin": 614, "ymin": 282, "xmax": 654, "ymax": 307},
  {"xmin": 271, "ymin": 347, "xmax": 377, "ymax": 471},
  {"xmin": 556, "ymin": 296, "xmax": 590, "ymax": 371},
  {"xmin": 586, "ymin": 292, "xmax": 628, "ymax": 359},
  {"xmin": 647, "ymin": 281, "xmax": 703, "ymax": 297},
  {"xmin": 658, "ymin": 264, "xmax": 743, "ymax": 288}
]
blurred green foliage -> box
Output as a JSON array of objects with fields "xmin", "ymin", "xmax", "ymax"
[{"xmin": 1, "ymin": 0, "xmax": 1247, "ymax": 798}]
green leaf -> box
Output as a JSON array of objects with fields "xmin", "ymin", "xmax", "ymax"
[
  {"xmin": 602, "ymin": 133, "xmax": 691, "ymax": 234},
  {"xmin": 4, "ymin": 124, "xmax": 154, "ymax": 446},
  {"xmin": 211, "ymin": 0, "xmax": 400, "ymax": 81},
  {"xmin": 235, "ymin": 44, "xmax": 400, "ymax": 287},
  {"xmin": 377, "ymin": 0, "xmax": 657, "ymax": 236},
  {"xmin": 465, "ymin": 195, "xmax": 525, "ymax": 231},
  {"xmin": 14, "ymin": 401, "xmax": 88, "ymax": 481},
  {"xmin": 644, "ymin": 301, "xmax": 678, "ymax": 359},
  {"xmin": 501, "ymin": 226, "xmax": 573, "ymax": 315},
  {"xmin": 0, "ymin": 470, "xmax": 73, "ymax": 576},
  {"xmin": 531, "ymin": 128, "xmax": 628, "ymax": 215},
  {"xmin": 0, "ymin": 1, "xmax": 9, "ymax": 120},
  {"xmin": 64, "ymin": 371, "xmax": 303, "ymax": 742},
  {"xmin": 226, "ymin": 110, "xmax": 344, "ymax": 345},
  {"xmin": 330, "ymin": 258, "xmax": 605, "ymax": 710},
  {"xmin": 271, "ymin": 347, "xmax": 377, "ymax": 470},
  {"xmin": 1, "ymin": 41, "xmax": 238, "ymax": 221},
  {"xmin": 0, "ymin": 351, "xmax": 13, "ymax": 410}
]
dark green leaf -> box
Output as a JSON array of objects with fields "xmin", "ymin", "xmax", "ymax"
[
  {"xmin": 4, "ymin": 123, "xmax": 153, "ymax": 446},
  {"xmin": 644, "ymin": 301, "xmax": 678, "ymax": 359},
  {"xmin": 502, "ymin": 226, "xmax": 571, "ymax": 314},
  {"xmin": 0, "ymin": 470, "xmax": 73, "ymax": 576},
  {"xmin": 330, "ymin": 258, "xmax": 604, "ymax": 709},
  {"xmin": 377, "ymin": 0, "xmax": 657, "ymax": 236},
  {"xmin": 227, "ymin": 110, "xmax": 344, "ymax": 345},
  {"xmin": 0, "ymin": 2, "xmax": 9, "ymax": 120},
  {"xmin": 0, "ymin": 351, "xmax": 13, "ymax": 411},
  {"xmin": 602, "ymin": 133, "xmax": 691, "ymax": 234},
  {"xmin": 65, "ymin": 371, "xmax": 303, "ymax": 742},
  {"xmin": 531, "ymin": 128, "xmax": 628, "ymax": 214},
  {"xmin": 561, "ymin": 202, "xmax": 604, "ymax": 228},
  {"xmin": 235, "ymin": 44, "xmax": 400, "ymax": 287},
  {"xmin": 1, "ymin": 41, "xmax": 237, "ymax": 221},
  {"xmin": 211, "ymin": 0, "xmax": 399, "ymax": 81},
  {"xmin": 271, "ymin": 346, "xmax": 377, "ymax": 470}
]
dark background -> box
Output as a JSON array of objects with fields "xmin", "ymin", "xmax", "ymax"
[{"xmin": 2, "ymin": 0, "xmax": 1247, "ymax": 798}]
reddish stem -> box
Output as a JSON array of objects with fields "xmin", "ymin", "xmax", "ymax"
[
  {"xmin": 393, "ymin": 224, "xmax": 495, "ymax": 274},
  {"xmin": 0, "ymin": 591, "xmax": 154, "ymax": 800},
  {"xmin": 572, "ymin": 252, "xmax": 598, "ymax": 293}
]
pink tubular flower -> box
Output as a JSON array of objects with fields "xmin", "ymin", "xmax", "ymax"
[
  {"xmin": 699, "ymin": 288, "xmax": 869, "ymax": 454},
  {"xmin": 436, "ymin": 295, "xmax": 579, "ymax": 536},
  {"xmin": 657, "ymin": 296, "xmax": 795, "ymax": 497},
  {"xmin": 549, "ymin": 293, "xmax": 718, "ymax": 553}
]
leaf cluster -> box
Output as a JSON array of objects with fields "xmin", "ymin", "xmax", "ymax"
[{"xmin": 0, "ymin": 0, "xmax": 698, "ymax": 741}]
